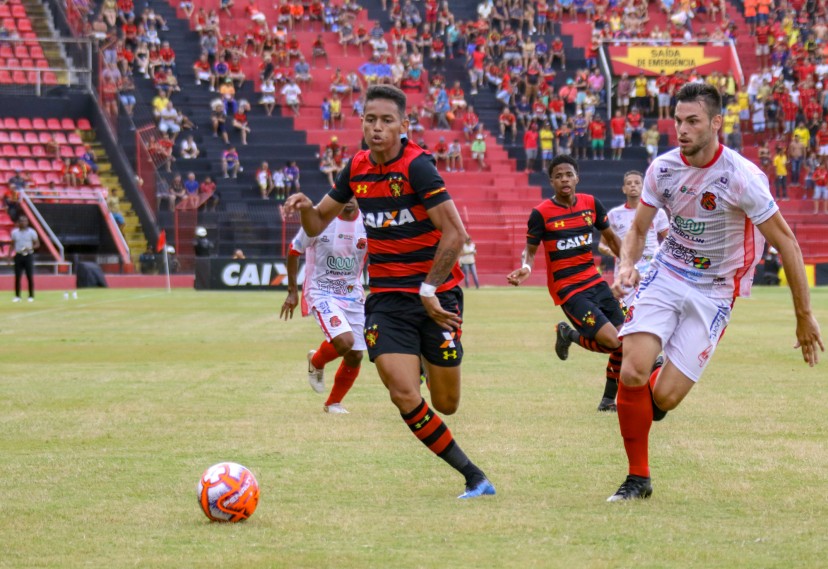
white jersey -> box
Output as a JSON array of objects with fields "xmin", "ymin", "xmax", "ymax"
[
  {"xmin": 288, "ymin": 213, "xmax": 367, "ymax": 316},
  {"xmin": 642, "ymin": 144, "xmax": 778, "ymax": 300},
  {"xmin": 608, "ymin": 202, "xmax": 669, "ymax": 280}
]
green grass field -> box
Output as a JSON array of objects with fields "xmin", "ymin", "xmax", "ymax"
[{"xmin": 1, "ymin": 286, "xmax": 826, "ymax": 569}]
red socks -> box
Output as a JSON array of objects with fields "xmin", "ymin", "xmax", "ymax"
[
  {"xmin": 325, "ymin": 362, "xmax": 360, "ymax": 406},
  {"xmin": 617, "ymin": 381, "xmax": 653, "ymax": 478},
  {"xmin": 311, "ymin": 340, "xmax": 339, "ymax": 369}
]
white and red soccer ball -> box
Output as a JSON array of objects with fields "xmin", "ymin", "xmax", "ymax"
[{"xmin": 197, "ymin": 462, "xmax": 259, "ymax": 522}]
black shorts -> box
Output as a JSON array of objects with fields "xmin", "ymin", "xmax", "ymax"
[
  {"xmin": 560, "ymin": 282, "xmax": 624, "ymax": 340},
  {"xmin": 364, "ymin": 288, "xmax": 464, "ymax": 367}
]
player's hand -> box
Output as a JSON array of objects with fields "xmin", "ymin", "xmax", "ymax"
[
  {"xmin": 280, "ymin": 291, "xmax": 298, "ymax": 320},
  {"xmin": 283, "ymin": 193, "xmax": 313, "ymax": 215},
  {"xmin": 421, "ymin": 294, "xmax": 462, "ymax": 331},
  {"xmin": 506, "ymin": 266, "xmax": 530, "ymax": 287},
  {"xmin": 794, "ymin": 313, "xmax": 824, "ymax": 367},
  {"xmin": 617, "ymin": 264, "xmax": 640, "ymax": 289}
]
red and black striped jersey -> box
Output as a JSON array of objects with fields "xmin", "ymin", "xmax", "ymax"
[
  {"xmin": 329, "ymin": 139, "xmax": 463, "ymax": 294},
  {"xmin": 526, "ymin": 193, "xmax": 610, "ymax": 305}
]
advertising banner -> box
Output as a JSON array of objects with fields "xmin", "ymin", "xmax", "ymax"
[{"xmin": 195, "ymin": 257, "xmax": 306, "ymax": 290}]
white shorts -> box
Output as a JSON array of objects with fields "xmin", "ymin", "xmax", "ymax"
[
  {"xmin": 620, "ymin": 267, "xmax": 732, "ymax": 382},
  {"xmin": 815, "ymin": 185, "xmax": 828, "ymax": 200},
  {"xmin": 311, "ymin": 300, "xmax": 367, "ymax": 350},
  {"xmin": 611, "ymin": 134, "xmax": 625, "ymax": 149},
  {"xmin": 658, "ymin": 92, "xmax": 671, "ymax": 106},
  {"xmin": 819, "ymin": 144, "xmax": 828, "ymax": 156}
]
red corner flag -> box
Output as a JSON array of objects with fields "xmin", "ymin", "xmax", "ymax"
[{"xmin": 156, "ymin": 229, "xmax": 166, "ymax": 253}]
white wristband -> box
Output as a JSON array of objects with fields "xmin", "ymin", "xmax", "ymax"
[
  {"xmin": 419, "ymin": 282, "xmax": 437, "ymax": 297},
  {"xmin": 522, "ymin": 263, "xmax": 532, "ymax": 274}
]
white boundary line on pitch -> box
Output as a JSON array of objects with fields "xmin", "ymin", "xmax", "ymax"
[{"xmin": 2, "ymin": 291, "xmax": 171, "ymax": 321}]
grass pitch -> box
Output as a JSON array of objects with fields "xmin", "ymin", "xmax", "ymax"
[{"xmin": 1, "ymin": 286, "xmax": 826, "ymax": 569}]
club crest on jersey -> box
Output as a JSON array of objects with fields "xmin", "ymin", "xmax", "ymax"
[
  {"xmin": 329, "ymin": 315, "xmax": 341, "ymax": 327},
  {"xmin": 700, "ymin": 191, "xmax": 717, "ymax": 210},
  {"xmin": 556, "ymin": 233, "xmax": 593, "ymax": 250},
  {"xmin": 356, "ymin": 237, "xmax": 367, "ymax": 249},
  {"xmin": 581, "ymin": 212, "xmax": 593, "ymax": 226},
  {"xmin": 583, "ymin": 310, "xmax": 596, "ymax": 327},
  {"xmin": 624, "ymin": 305, "xmax": 635, "ymax": 323},
  {"xmin": 363, "ymin": 209, "xmax": 416, "ymax": 228},
  {"xmin": 364, "ymin": 324, "xmax": 379, "ymax": 347},
  {"xmin": 388, "ymin": 174, "xmax": 405, "ymax": 197}
]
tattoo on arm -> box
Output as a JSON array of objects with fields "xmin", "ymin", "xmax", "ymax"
[{"xmin": 425, "ymin": 244, "xmax": 460, "ymax": 286}]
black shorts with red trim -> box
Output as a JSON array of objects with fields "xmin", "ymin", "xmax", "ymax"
[
  {"xmin": 560, "ymin": 281, "xmax": 624, "ymax": 339},
  {"xmin": 363, "ymin": 288, "xmax": 464, "ymax": 367}
]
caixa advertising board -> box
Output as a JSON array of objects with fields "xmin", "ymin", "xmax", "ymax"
[{"xmin": 194, "ymin": 258, "xmax": 304, "ymax": 290}]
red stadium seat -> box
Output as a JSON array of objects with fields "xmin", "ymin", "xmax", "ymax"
[
  {"xmin": 61, "ymin": 118, "xmax": 75, "ymax": 130},
  {"xmin": 60, "ymin": 146, "xmax": 73, "ymax": 157},
  {"xmin": 0, "ymin": 45, "xmax": 12, "ymax": 59},
  {"xmin": 0, "ymin": 132, "xmax": 8, "ymax": 143},
  {"xmin": 23, "ymin": 132, "xmax": 38, "ymax": 144},
  {"xmin": 2, "ymin": 118, "xmax": 16, "ymax": 129},
  {"xmin": 11, "ymin": 6, "xmax": 26, "ymax": 18},
  {"xmin": 1, "ymin": 144, "xmax": 15, "ymax": 156},
  {"xmin": 2, "ymin": 18, "xmax": 14, "ymax": 29},
  {"xmin": 22, "ymin": 158, "xmax": 37, "ymax": 171},
  {"xmin": 74, "ymin": 146, "xmax": 85, "ymax": 158},
  {"xmin": 20, "ymin": 58, "xmax": 33, "ymax": 68},
  {"xmin": 5, "ymin": 57, "xmax": 19, "ymax": 68},
  {"xmin": 42, "ymin": 71, "xmax": 57, "ymax": 84},
  {"xmin": 30, "ymin": 144, "xmax": 44, "ymax": 156},
  {"xmin": 13, "ymin": 45, "xmax": 27, "ymax": 59},
  {"xmin": 0, "ymin": 6, "xmax": 10, "ymax": 17},
  {"xmin": 36, "ymin": 158, "xmax": 52, "ymax": 171},
  {"xmin": 15, "ymin": 144, "xmax": 30, "ymax": 157},
  {"xmin": 16, "ymin": 20, "xmax": 31, "ymax": 33},
  {"xmin": 36, "ymin": 59, "xmax": 48, "ymax": 69},
  {"xmin": 30, "ymin": 45, "xmax": 43, "ymax": 59},
  {"xmin": 52, "ymin": 132, "xmax": 66, "ymax": 144},
  {"xmin": 46, "ymin": 118, "xmax": 61, "ymax": 130},
  {"xmin": 37, "ymin": 132, "xmax": 51, "ymax": 143},
  {"xmin": 0, "ymin": 70, "xmax": 11, "ymax": 84},
  {"xmin": 0, "ymin": 158, "xmax": 9, "ymax": 169},
  {"xmin": 9, "ymin": 158, "xmax": 23, "ymax": 170},
  {"xmin": 67, "ymin": 132, "xmax": 82, "ymax": 144},
  {"xmin": 11, "ymin": 70, "xmax": 26, "ymax": 83},
  {"xmin": 31, "ymin": 117, "xmax": 46, "ymax": 130},
  {"xmin": 8, "ymin": 131, "xmax": 22, "ymax": 143},
  {"xmin": 77, "ymin": 118, "xmax": 92, "ymax": 130},
  {"xmin": 25, "ymin": 71, "xmax": 38, "ymax": 83},
  {"xmin": 17, "ymin": 117, "xmax": 31, "ymax": 130},
  {"xmin": 31, "ymin": 171, "xmax": 46, "ymax": 184}
]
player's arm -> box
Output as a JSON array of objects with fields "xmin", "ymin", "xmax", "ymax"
[
  {"xmin": 597, "ymin": 234, "xmax": 615, "ymax": 257},
  {"xmin": 507, "ymin": 242, "xmax": 539, "ymax": 286},
  {"xmin": 284, "ymin": 161, "xmax": 351, "ymax": 236},
  {"xmin": 507, "ymin": 208, "xmax": 543, "ymax": 286},
  {"xmin": 421, "ymin": 198, "xmax": 466, "ymax": 331},
  {"xmin": 615, "ymin": 203, "xmax": 658, "ymax": 291},
  {"xmin": 280, "ymin": 250, "xmax": 300, "ymax": 320},
  {"xmin": 756, "ymin": 211, "xmax": 824, "ymax": 366},
  {"xmin": 599, "ymin": 226, "xmax": 622, "ymax": 257}
]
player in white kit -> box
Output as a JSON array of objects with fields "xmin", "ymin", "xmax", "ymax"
[
  {"xmin": 280, "ymin": 197, "xmax": 368, "ymax": 414},
  {"xmin": 607, "ymin": 82, "xmax": 824, "ymax": 502},
  {"xmin": 599, "ymin": 170, "xmax": 669, "ymax": 308}
]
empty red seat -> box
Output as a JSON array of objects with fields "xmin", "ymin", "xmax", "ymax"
[
  {"xmin": 16, "ymin": 20, "xmax": 31, "ymax": 33},
  {"xmin": 3, "ymin": 118, "xmax": 16, "ymax": 130},
  {"xmin": 77, "ymin": 118, "xmax": 92, "ymax": 130},
  {"xmin": 1, "ymin": 144, "xmax": 15, "ymax": 156},
  {"xmin": 9, "ymin": 158, "xmax": 23, "ymax": 170},
  {"xmin": 22, "ymin": 158, "xmax": 37, "ymax": 171},
  {"xmin": 36, "ymin": 59, "xmax": 48, "ymax": 69},
  {"xmin": 11, "ymin": 5, "xmax": 26, "ymax": 17},
  {"xmin": 23, "ymin": 132, "xmax": 38, "ymax": 144},
  {"xmin": 31, "ymin": 171, "xmax": 46, "ymax": 184},
  {"xmin": 8, "ymin": 131, "xmax": 22, "ymax": 143},
  {"xmin": 30, "ymin": 144, "xmax": 44, "ymax": 156},
  {"xmin": 46, "ymin": 118, "xmax": 60, "ymax": 130},
  {"xmin": 67, "ymin": 132, "xmax": 82, "ymax": 144},
  {"xmin": 30, "ymin": 45, "xmax": 43, "ymax": 59},
  {"xmin": 17, "ymin": 117, "xmax": 31, "ymax": 130},
  {"xmin": 0, "ymin": 6, "xmax": 10, "ymax": 17},
  {"xmin": 13, "ymin": 45, "xmax": 27, "ymax": 59},
  {"xmin": 2, "ymin": 18, "xmax": 14, "ymax": 29},
  {"xmin": 36, "ymin": 158, "xmax": 52, "ymax": 171},
  {"xmin": 74, "ymin": 146, "xmax": 85, "ymax": 158},
  {"xmin": 37, "ymin": 132, "xmax": 51, "ymax": 143},
  {"xmin": 11, "ymin": 70, "xmax": 26, "ymax": 83},
  {"xmin": 60, "ymin": 146, "xmax": 73, "ymax": 157},
  {"xmin": 20, "ymin": 58, "xmax": 33, "ymax": 68},
  {"xmin": 0, "ymin": 70, "xmax": 11, "ymax": 84},
  {"xmin": 42, "ymin": 71, "xmax": 57, "ymax": 84},
  {"xmin": 5, "ymin": 57, "xmax": 19, "ymax": 68},
  {"xmin": 31, "ymin": 117, "xmax": 46, "ymax": 130},
  {"xmin": 0, "ymin": 158, "xmax": 9, "ymax": 169},
  {"xmin": 0, "ymin": 45, "xmax": 12, "ymax": 59},
  {"xmin": 61, "ymin": 118, "xmax": 75, "ymax": 130},
  {"xmin": 15, "ymin": 144, "xmax": 30, "ymax": 157},
  {"xmin": 0, "ymin": 132, "xmax": 8, "ymax": 142},
  {"xmin": 25, "ymin": 71, "xmax": 37, "ymax": 83},
  {"xmin": 52, "ymin": 132, "xmax": 66, "ymax": 144}
]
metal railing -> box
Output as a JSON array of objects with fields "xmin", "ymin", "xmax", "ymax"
[{"xmin": 0, "ymin": 36, "xmax": 93, "ymax": 94}]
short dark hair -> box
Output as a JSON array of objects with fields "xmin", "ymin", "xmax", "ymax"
[
  {"xmin": 623, "ymin": 170, "xmax": 644, "ymax": 182},
  {"xmin": 365, "ymin": 84, "xmax": 407, "ymax": 118},
  {"xmin": 675, "ymin": 82, "xmax": 721, "ymax": 120},
  {"xmin": 548, "ymin": 154, "xmax": 579, "ymax": 177}
]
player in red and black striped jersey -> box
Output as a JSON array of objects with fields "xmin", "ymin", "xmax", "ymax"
[
  {"xmin": 285, "ymin": 85, "xmax": 494, "ymax": 499},
  {"xmin": 507, "ymin": 155, "xmax": 625, "ymax": 412}
]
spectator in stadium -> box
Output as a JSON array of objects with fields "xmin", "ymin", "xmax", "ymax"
[
  {"xmin": 498, "ymin": 105, "xmax": 518, "ymax": 143},
  {"xmin": 80, "ymin": 145, "xmax": 99, "ymax": 173},
  {"xmin": 10, "ymin": 216, "xmax": 39, "ymax": 303},
  {"xmin": 432, "ymin": 136, "xmax": 450, "ymax": 170},
  {"xmin": 221, "ymin": 146, "xmax": 241, "ymax": 179},
  {"xmin": 507, "ymin": 154, "xmax": 624, "ymax": 413},
  {"xmin": 199, "ymin": 176, "xmax": 219, "ymax": 211},
  {"xmin": 813, "ymin": 159, "xmax": 828, "ymax": 214},
  {"xmin": 280, "ymin": 196, "xmax": 367, "ymax": 414},
  {"xmin": 8, "ymin": 170, "xmax": 29, "ymax": 193},
  {"xmin": 139, "ymin": 245, "xmax": 157, "ymax": 274},
  {"xmin": 459, "ymin": 236, "xmax": 479, "ymax": 289},
  {"xmin": 180, "ymin": 135, "xmax": 200, "ymax": 160},
  {"xmin": 643, "ymin": 123, "xmax": 660, "ymax": 164},
  {"xmin": 789, "ymin": 134, "xmax": 806, "ymax": 187},
  {"xmin": 256, "ymin": 161, "xmax": 273, "ymax": 199},
  {"xmin": 281, "ymin": 77, "xmax": 303, "ymax": 116},
  {"xmin": 773, "ymin": 145, "xmax": 788, "ymax": 200},
  {"xmin": 194, "ymin": 226, "xmax": 214, "ymax": 257},
  {"xmin": 447, "ymin": 138, "xmax": 464, "ymax": 173},
  {"xmin": 523, "ymin": 122, "xmax": 539, "ymax": 171},
  {"xmin": 210, "ymin": 98, "xmax": 230, "ymax": 144},
  {"xmin": 107, "ymin": 193, "xmax": 126, "ymax": 231},
  {"xmin": 157, "ymin": 101, "xmax": 182, "ymax": 141},
  {"xmin": 284, "ymin": 160, "xmax": 301, "ymax": 194},
  {"xmin": 608, "ymin": 81, "xmax": 823, "ymax": 503},
  {"xmin": 471, "ymin": 133, "xmax": 487, "ymax": 171}
]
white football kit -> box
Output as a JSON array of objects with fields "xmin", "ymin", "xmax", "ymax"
[
  {"xmin": 621, "ymin": 145, "xmax": 778, "ymax": 381},
  {"xmin": 607, "ymin": 203, "xmax": 669, "ymax": 306},
  {"xmin": 289, "ymin": 213, "xmax": 368, "ymax": 349}
]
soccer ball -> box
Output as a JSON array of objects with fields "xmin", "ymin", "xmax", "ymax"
[{"xmin": 197, "ymin": 462, "xmax": 260, "ymax": 522}]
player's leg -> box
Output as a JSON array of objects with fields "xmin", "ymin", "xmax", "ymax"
[
  {"xmin": 323, "ymin": 306, "xmax": 368, "ymax": 412},
  {"xmin": 556, "ymin": 285, "xmax": 622, "ymax": 359},
  {"xmin": 307, "ymin": 304, "xmax": 347, "ymax": 394}
]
